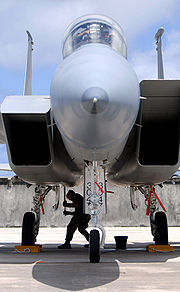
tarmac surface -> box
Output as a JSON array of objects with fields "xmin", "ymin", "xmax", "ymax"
[{"xmin": 0, "ymin": 227, "xmax": 180, "ymax": 291}]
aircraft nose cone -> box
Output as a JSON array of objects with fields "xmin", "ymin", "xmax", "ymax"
[{"xmin": 81, "ymin": 87, "xmax": 109, "ymax": 114}]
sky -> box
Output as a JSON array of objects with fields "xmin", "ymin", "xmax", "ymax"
[{"xmin": 0, "ymin": 0, "xmax": 180, "ymax": 175}]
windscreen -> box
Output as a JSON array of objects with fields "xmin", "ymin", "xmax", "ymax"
[{"xmin": 63, "ymin": 15, "xmax": 127, "ymax": 59}]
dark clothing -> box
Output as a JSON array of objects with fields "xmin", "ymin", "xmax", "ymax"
[
  {"xmin": 64, "ymin": 193, "xmax": 90, "ymax": 243},
  {"xmin": 70, "ymin": 193, "xmax": 84, "ymax": 216},
  {"xmin": 65, "ymin": 214, "xmax": 91, "ymax": 242}
]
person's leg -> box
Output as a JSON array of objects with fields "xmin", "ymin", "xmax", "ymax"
[
  {"xmin": 65, "ymin": 216, "xmax": 78, "ymax": 242},
  {"xmin": 78, "ymin": 214, "xmax": 90, "ymax": 241},
  {"xmin": 78, "ymin": 227, "xmax": 89, "ymax": 241},
  {"xmin": 58, "ymin": 216, "xmax": 78, "ymax": 249}
]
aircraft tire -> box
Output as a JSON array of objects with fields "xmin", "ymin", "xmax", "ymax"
[
  {"xmin": 89, "ymin": 229, "xmax": 100, "ymax": 263},
  {"xmin": 22, "ymin": 212, "xmax": 36, "ymax": 245},
  {"xmin": 154, "ymin": 211, "xmax": 168, "ymax": 245}
]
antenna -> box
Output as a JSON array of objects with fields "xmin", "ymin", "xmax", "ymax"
[
  {"xmin": 155, "ymin": 27, "xmax": 164, "ymax": 79},
  {"xmin": 23, "ymin": 31, "xmax": 34, "ymax": 95}
]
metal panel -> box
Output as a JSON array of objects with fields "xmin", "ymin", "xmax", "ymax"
[
  {"xmin": 1, "ymin": 95, "xmax": 50, "ymax": 114},
  {"xmin": 0, "ymin": 112, "xmax": 5, "ymax": 144},
  {"xmin": 140, "ymin": 80, "xmax": 180, "ymax": 97},
  {"xmin": 108, "ymin": 80, "xmax": 180, "ymax": 185}
]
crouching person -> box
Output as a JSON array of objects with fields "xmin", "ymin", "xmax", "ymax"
[{"xmin": 58, "ymin": 190, "xmax": 90, "ymax": 249}]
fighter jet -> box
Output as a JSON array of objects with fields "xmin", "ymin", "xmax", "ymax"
[{"xmin": 0, "ymin": 14, "xmax": 179, "ymax": 262}]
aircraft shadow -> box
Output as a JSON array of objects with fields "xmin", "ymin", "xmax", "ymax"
[
  {"xmin": 32, "ymin": 261, "xmax": 120, "ymax": 291},
  {"xmin": 32, "ymin": 242, "xmax": 180, "ymax": 290},
  {"xmin": 103, "ymin": 241, "xmax": 180, "ymax": 263}
]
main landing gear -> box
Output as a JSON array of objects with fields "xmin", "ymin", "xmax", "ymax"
[
  {"xmin": 84, "ymin": 161, "xmax": 107, "ymax": 263},
  {"xmin": 133, "ymin": 185, "xmax": 168, "ymax": 245},
  {"xmin": 21, "ymin": 185, "xmax": 59, "ymax": 246},
  {"xmin": 22, "ymin": 211, "xmax": 36, "ymax": 245},
  {"xmin": 154, "ymin": 211, "xmax": 168, "ymax": 245}
]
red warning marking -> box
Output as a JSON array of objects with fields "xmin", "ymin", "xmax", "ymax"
[
  {"xmin": 95, "ymin": 182, "xmax": 104, "ymax": 194},
  {"xmin": 150, "ymin": 186, "xmax": 166, "ymax": 213},
  {"xmin": 40, "ymin": 195, "xmax": 45, "ymax": 215},
  {"xmin": 146, "ymin": 186, "xmax": 166, "ymax": 216}
]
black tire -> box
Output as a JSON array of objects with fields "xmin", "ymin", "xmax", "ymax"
[
  {"xmin": 22, "ymin": 212, "xmax": 36, "ymax": 245},
  {"xmin": 150, "ymin": 213, "xmax": 156, "ymax": 237},
  {"xmin": 154, "ymin": 211, "xmax": 168, "ymax": 245},
  {"xmin": 89, "ymin": 229, "xmax": 100, "ymax": 263}
]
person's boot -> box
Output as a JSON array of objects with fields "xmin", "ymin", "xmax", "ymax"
[{"xmin": 58, "ymin": 241, "xmax": 71, "ymax": 249}]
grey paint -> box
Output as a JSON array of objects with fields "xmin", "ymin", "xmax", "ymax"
[
  {"xmin": 51, "ymin": 44, "xmax": 140, "ymax": 163},
  {"xmin": 1, "ymin": 95, "xmax": 51, "ymax": 113},
  {"xmin": 0, "ymin": 112, "xmax": 5, "ymax": 144},
  {"xmin": 23, "ymin": 31, "xmax": 33, "ymax": 95},
  {"xmin": 155, "ymin": 28, "xmax": 164, "ymax": 79},
  {"xmin": 108, "ymin": 80, "xmax": 180, "ymax": 185},
  {"xmin": 1, "ymin": 95, "xmax": 83, "ymax": 185}
]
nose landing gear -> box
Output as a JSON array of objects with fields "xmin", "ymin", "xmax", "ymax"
[{"xmin": 84, "ymin": 161, "xmax": 107, "ymax": 263}]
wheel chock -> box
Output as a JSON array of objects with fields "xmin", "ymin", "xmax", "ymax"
[
  {"xmin": 146, "ymin": 244, "xmax": 174, "ymax": 253},
  {"xmin": 14, "ymin": 245, "xmax": 42, "ymax": 253}
]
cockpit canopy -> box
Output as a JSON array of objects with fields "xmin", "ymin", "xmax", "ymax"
[{"xmin": 63, "ymin": 14, "xmax": 127, "ymax": 59}]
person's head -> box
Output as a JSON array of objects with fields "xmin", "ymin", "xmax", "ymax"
[{"xmin": 66, "ymin": 190, "xmax": 75, "ymax": 201}]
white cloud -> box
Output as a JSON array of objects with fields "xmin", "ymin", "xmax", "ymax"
[
  {"xmin": 130, "ymin": 51, "xmax": 156, "ymax": 81},
  {"xmin": 94, "ymin": 0, "xmax": 177, "ymax": 37},
  {"xmin": 0, "ymin": 0, "xmax": 178, "ymax": 70},
  {"xmin": 164, "ymin": 30, "xmax": 180, "ymax": 79}
]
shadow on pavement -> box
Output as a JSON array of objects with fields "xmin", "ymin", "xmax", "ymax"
[
  {"xmin": 32, "ymin": 261, "xmax": 120, "ymax": 291},
  {"xmin": 31, "ymin": 242, "xmax": 180, "ymax": 290}
]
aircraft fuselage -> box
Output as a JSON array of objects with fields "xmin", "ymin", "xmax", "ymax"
[{"xmin": 50, "ymin": 16, "xmax": 140, "ymax": 165}]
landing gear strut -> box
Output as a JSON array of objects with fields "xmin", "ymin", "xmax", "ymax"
[
  {"xmin": 21, "ymin": 185, "xmax": 52, "ymax": 246},
  {"xmin": 84, "ymin": 161, "xmax": 107, "ymax": 263},
  {"xmin": 138, "ymin": 185, "xmax": 168, "ymax": 245}
]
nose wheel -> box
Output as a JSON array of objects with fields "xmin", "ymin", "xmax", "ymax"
[{"xmin": 89, "ymin": 229, "xmax": 100, "ymax": 263}]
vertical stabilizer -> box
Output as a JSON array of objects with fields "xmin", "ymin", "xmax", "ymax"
[
  {"xmin": 23, "ymin": 31, "xmax": 33, "ymax": 95},
  {"xmin": 155, "ymin": 28, "xmax": 164, "ymax": 79}
]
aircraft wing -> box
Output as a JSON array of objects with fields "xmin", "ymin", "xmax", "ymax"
[{"xmin": 0, "ymin": 163, "xmax": 12, "ymax": 171}]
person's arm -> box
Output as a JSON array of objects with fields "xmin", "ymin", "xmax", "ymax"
[
  {"xmin": 63, "ymin": 200, "xmax": 79, "ymax": 208},
  {"xmin": 63, "ymin": 210, "xmax": 75, "ymax": 216}
]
